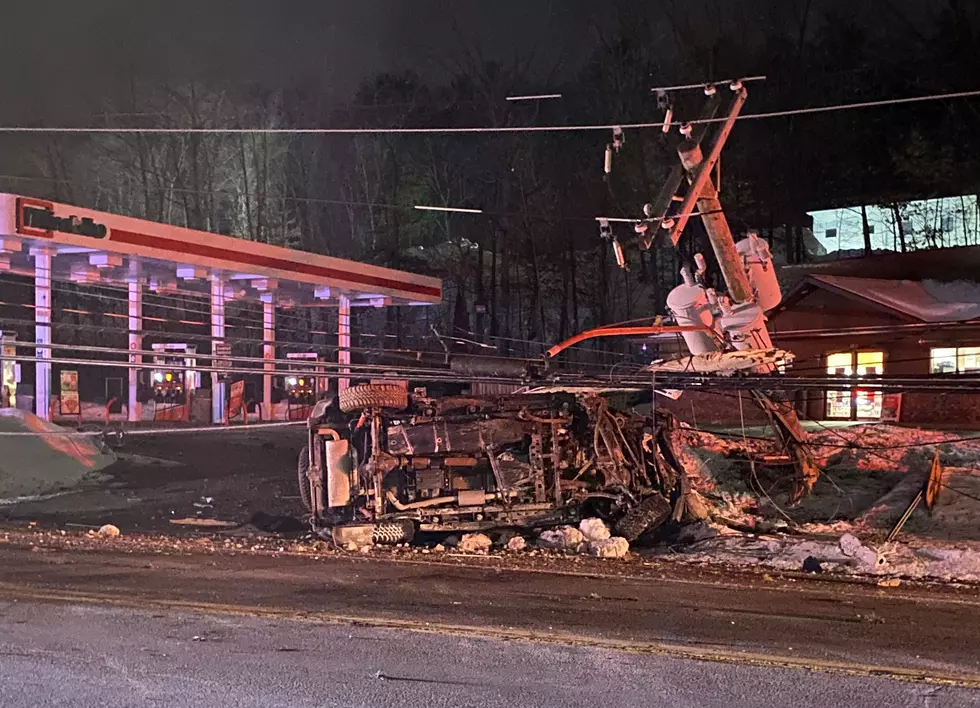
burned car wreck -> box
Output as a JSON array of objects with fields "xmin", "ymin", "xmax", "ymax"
[{"xmin": 297, "ymin": 383, "xmax": 690, "ymax": 545}]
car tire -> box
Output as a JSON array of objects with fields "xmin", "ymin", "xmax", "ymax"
[
  {"xmin": 297, "ymin": 445, "xmax": 312, "ymax": 512},
  {"xmin": 614, "ymin": 493, "xmax": 671, "ymax": 542},
  {"xmin": 338, "ymin": 383, "xmax": 408, "ymax": 413}
]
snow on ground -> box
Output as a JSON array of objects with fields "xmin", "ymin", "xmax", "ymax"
[
  {"xmin": 0, "ymin": 409, "xmax": 115, "ymax": 501},
  {"xmin": 669, "ymin": 422, "xmax": 980, "ymax": 581},
  {"xmin": 670, "ymin": 528, "xmax": 980, "ymax": 582}
]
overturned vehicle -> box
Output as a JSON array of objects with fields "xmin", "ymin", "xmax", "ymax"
[{"xmin": 297, "ymin": 383, "xmax": 690, "ymax": 544}]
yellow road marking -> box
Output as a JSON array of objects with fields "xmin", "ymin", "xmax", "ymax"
[{"xmin": 1, "ymin": 582, "xmax": 978, "ymax": 689}]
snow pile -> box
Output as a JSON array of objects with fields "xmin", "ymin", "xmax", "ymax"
[
  {"xmin": 579, "ymin": 518, "xmax": 610, "ymax": 542},
  {"xmin": 505, "ymin": 535, "xmax": 527, "ymax": 552},
  {"xmin": 537, "ymin": 526, "xmax": 585, "ymax": 551},
  {"xmin": 534, "ymin": 524, "xmax": 630, "ymax": 558},
  {"xmin": 0, "ymin": 409, "xmax": 115, "ymax": 501},
  {"xmin": 838, "ymin": 533, "xmax": 883, "ymax": 571},
  {"xmin": 458, "ymin": 533, "xmax": 492, "ymax": 554},
  {"xmin": 96, "ymin": 524, "xmax": 121, "ymax": 538},
  {"xmin": 588, "ymin": 537, "xmax": 630, "ymax": 558}
]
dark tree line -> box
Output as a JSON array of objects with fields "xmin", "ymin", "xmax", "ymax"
[{"xmin": 20, "ymin": 0, "xmax": 980, "ymax": 357}]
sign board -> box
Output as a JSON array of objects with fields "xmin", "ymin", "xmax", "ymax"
[
  {"xmin": 924, "ymin": 448, "xmax": 944, "ymax": 510},
  {"xmin": 880, "ymin": 393, "xmax": 903, "ymax": 422},
  {"xmin": 1, "ymin": 335, "xmax": 16, "ymax": 407},
  {"xmin": 213, "ymin": 342, "xmax": 232, "ymax": 379},
  {"xmin": 228, "ymin": 380, "xmax": 246, "ymax": 421},
  {"xmin": 59, "ymin": 369, "xmax": 80, "ymax": 415},
  {"xmin": 16, "ymin": 197, "xmax": 108, "ymax": 239}
]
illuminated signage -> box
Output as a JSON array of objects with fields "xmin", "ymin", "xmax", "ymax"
[{"xmin": 16, "ymin": 197, "xmax": 108, "ymax": 239}]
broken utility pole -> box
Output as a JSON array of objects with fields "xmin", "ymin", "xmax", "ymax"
[{"xmin": 655, "ymin": 83, "xmax": 820, "ymax": 501}]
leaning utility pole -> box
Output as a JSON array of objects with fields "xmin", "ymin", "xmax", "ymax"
[
  {"xmin": 550, "ymin": 79, "xmax": 819, "ymax": 500},
  {"xmin": 671, "ymin": 89, "xmax": 753, "ymax": 303},
  {"xmin": 655, "ymin": 83, "xmax": 820, "ymax": 502}
]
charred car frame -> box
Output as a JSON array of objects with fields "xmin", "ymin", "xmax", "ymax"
[{"xmin": 297, "ymin": 383, "xmax": 688, "ymax": 544}]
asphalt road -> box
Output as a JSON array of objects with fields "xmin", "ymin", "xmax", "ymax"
[
  {"xmin": 1, "ymin": 541, "xmax": 980, "ymax": 703},
  {"xmin": 1, "ymin": 601, "xmax": 977, "ymax": 708}
]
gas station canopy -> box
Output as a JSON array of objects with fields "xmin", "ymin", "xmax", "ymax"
[
  {"xmin": 0, "ymin": 194, "xmax": 442, "ymax": 306},
  {"xmin": 0, "ymin": 193, "xmax": 442, "ymax": 423}
]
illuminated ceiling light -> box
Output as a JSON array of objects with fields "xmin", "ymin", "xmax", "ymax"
[
  {"xmin": 505, "ymin": 93, "xmax": 562, "ymax": 101},
  {"xmin": 89, "ymin": 253, "xmax": 123, "ymax": 269},
  {"xmin": 0, "ymin": 237, "xmax": 23, "ymax": 254},
  {"xmin": 176, "ymin": 266, "xmax": 208, "ymax": 280},
  {"xmin": 414, "ymin": 205, "xmax": 484, "ymax": 214}
]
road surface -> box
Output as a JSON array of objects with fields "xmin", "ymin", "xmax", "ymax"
[
  {"xmin": 0, "ymin": 542, "xmax": 979, "ymax": 706},
  {"xmin": 2, "ymin": 600, "xmax": 975, "ymax": 708}
]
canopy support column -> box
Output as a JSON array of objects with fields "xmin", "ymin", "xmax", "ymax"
[
  {"xmin": 127, "ymin": 280, "xmax": 142, "ymax": 422},
  {"xmin": 210, "ymin": 277, "xmax": 226, "ymax": 424},
  {"xmin": 262, "ymin": 294, "xmax": 275, "ymax": 420},
  {"xmin": 338, "ymin": 295, "xmax": 351, "ymax": 394},
  {"xmin": 32, "ymin": 248, "xmax": 52, "ymax": 421}
]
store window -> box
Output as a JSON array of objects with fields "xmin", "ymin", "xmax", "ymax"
[
  {"xmin": 825, "ymin": 350, "xmax": 884, "ymax": 419},
  {"xmin": 931, "ymin": 346, "xmax": 980, "ymax": 374}
]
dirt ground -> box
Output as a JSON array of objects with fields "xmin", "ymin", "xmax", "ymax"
[
  {"xmin": 4, "ymin": 419, "xmax": 980, "ymax": 583},
  {"xmin": 0, "ymin": 427, "xmax": 307, "ymax": 532}
]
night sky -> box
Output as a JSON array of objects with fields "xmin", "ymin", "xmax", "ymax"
[
  {"xmin": 0, "ymin": 0, "xmax": 934, "ymax": 125},
  {"xmin": 0, "ymin": 0, "xmax": 604, "ymax": 123}
]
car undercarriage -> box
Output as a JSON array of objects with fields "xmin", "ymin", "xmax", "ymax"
[{"xmin": 298, "ymin": 383, "xmax": 689, "ymax": 544}]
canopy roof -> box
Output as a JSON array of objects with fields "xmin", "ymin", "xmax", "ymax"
[{"xmin": 0, "ymin": 194, "xmax": 442, "ymax": 307}]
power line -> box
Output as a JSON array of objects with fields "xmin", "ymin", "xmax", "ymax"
[
  {"xmin": 1, "ymin": 89, "xmax": 977, "ymax": 135},
  {"xmin": 0, "ymin": 172, "xmax": 620, "ymax": 224}
]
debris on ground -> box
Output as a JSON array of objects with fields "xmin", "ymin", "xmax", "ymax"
[
  {"xmin": 169, "ymin": 518, "xmax": 239, "ymax": 528},
  {"xmin": 458, "ymin": 533, "xmax": 492, "ymax": 554},
  {"xmin": 5, "ymin": 414, "xmax": 980, "ymax": 583},
  {"xmin": 505, "ymin": 536, "xmax": 527, "ymax": 552},
  {"xmin": 674, "ymin": 520, "xmax": 721, "ymax": 545},
  {"xmin": 588, "ymin": 537, "xmax": 629, "ymax": 558},
  {"xmin": 683, "ymin": 491, "xmax": 712, "ymax": 521},
  {"xmin": 579, "ymin": 518, "xmax": 610, "ymax": 542},
  {"xmin": 537, "ymin": 526, "xmax": 585, "ymax": 551},
  {"xmin": 332, "ymin": 524, "xmax": 375, "ymax": 548},
  {"xmin": 802, "ymin": 556, "xmax": 823, "ymax": 573},
  {"xmin": 676, "ymin": 423, "xmax": 980, "ymax": 541}
]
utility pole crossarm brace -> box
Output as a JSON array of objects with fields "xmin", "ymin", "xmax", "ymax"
[{"xmin": 668, "ymin": 87, "xmax": 747, "ymax": 248}]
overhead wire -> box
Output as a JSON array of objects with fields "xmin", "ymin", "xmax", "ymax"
[
  {"xmin": 675, "ymin": 388, "xmax": 980, "ymax": 450},
  {"xmin": 0, "ymin": 89, "xmax": 976, "ymax": 135},
  {"xmin": 0, "ymin": 172, "xmax": 642, "ymax": 225},
  {"xmin": 0, "ymin": 277, "xmax": 628, "ymax": 367},
  {"xmin": 9, "ymin": 271, "xmax": 980, "ymax": 378}
]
